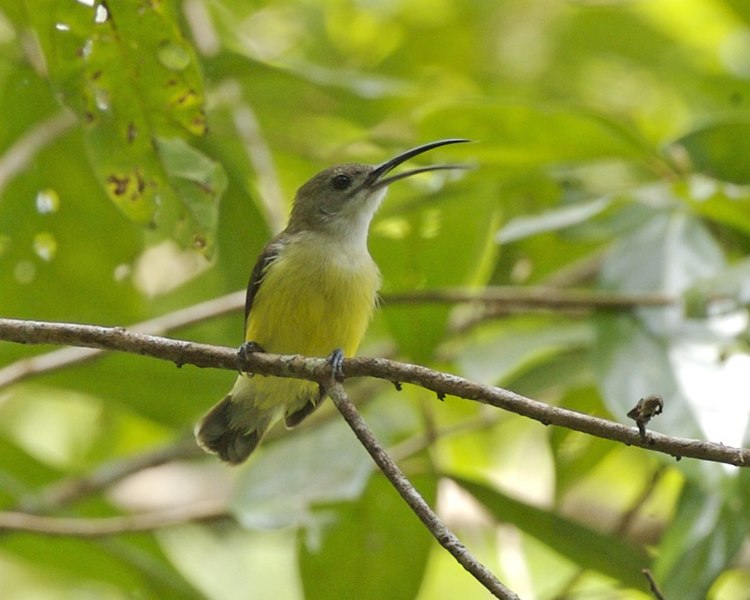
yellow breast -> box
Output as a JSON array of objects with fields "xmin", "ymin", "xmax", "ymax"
[{"xmin": 245, "ymin": 233, "xmax": 381, "ymax": 358}]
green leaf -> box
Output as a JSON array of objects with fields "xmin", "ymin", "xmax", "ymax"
[
  {"xmin": 155, "ymin": 137, "xmax": 228, "ymax": 252},
  {"xmin": 594, "ymin": 210, "xmax": 750, "ymax": 481},
  {"xmin": 454, "ymin": 317, "xmax": 593, "ymax": 386},
  {"xmin": 0, "ymin": 66, "xmax": 146, "ymax": 323},
  {"xmin": 3, "ymin": 535, "xmax": 200, "ymax": 599},
  {"xmin": 374, "ymin": 178, "xmax": 499, "ymax": 361},
  {"xmin": 299, "ymin": 473, "xmax": 436, "ymax": 600},
  {"xmin": 0, "ymin": 437, "xmax": 60, "ymax": 506},
  {"xmin": 655, "ymin": 475, "xmax": 750, "ymax": 600},
  {"xmin": 22, "ymin": 0, "xmax": 220, "ymax": 254},
  {"xmin": 497, "ymin": 196, "xmax": 614, "ymax": 243},
  {"xmin": 670, "ymin": 122, "xmax": 750, "ymax": 184},
  {"xmin": 0, "ymin": 384, "xmax": 102, "ymax": 468},
  {"xmin": 600, "ymin": 210, "xmax": 725, "ymax": 301},
  {"xmin": 231, "ymin": 421, "xmax": 373, "ymax": 530},
  {"xmin": 550, "ymin": 387, "xmax": 618, "ymax": 498},
  {"xmin": 454, "ymin": 476, "xmax": 649, "ymax": 590},
  {"xmin": 418, "ymin": 102, "xmax": 650, "ymax": 167},
  {"xmin": 158, "ymin": 526, "xmax": 300, "ymax": 600},
  {"xmin": 593, "ymin": 314, "xmax": 701, "ymax": 438},
  {"xmin": 684, "ymin": 256, "xmax": 750, "ymax": 318},
  {"xmin": 675, "ymin": 177, "xmax": 750, "ymax": 237}
]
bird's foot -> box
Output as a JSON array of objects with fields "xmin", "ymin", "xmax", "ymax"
[
  {"xmin": 236, "ymin": 341, "xmax": 266, "ymax": 374},
  {"xmin": 326, "ymin": 348, "xmax": 345, "ymax": 382}
]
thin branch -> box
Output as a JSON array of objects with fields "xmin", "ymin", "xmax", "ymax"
[
  {"xmin": 616, "ymin": 465, "xmax": 667, "ymax": 538},
  {"xmin": 386, "ymin": 287, "xmax": 673, "ymax": 310},
  {"xmin": 20, "ymin": 402, "xmax": 481, "ymax": 515},
  {"xmin": 0, "ymin": 286, "xmax": 670, "ymax": 390},
  {"xmin": 554, "ymin": 464, "xmax": 667, "ymax": 598},
  {"xmin": 0, "ymin": 500, "xmax": 227, "ymax": 537},
  {"xmin": 18, "ymin": 438, "xmax": 202, "ymax": 513},
  {"xmin": 0, "ymin": 291, "xmax": 244, "ymax": 391},
  {"xmin": 0, "ymin": 317, "xmax": 748, "ymax": 468},
  {"xmin": 642, "ymin": 569, "xmax": 666, "ymax": 600},
  {"xmin": 326, "ymin": 381, "xmax": 519, "ymax": 600},
  {"xmin": 389, "ymin": 413, "xmax": 501, "ymax": 462}
]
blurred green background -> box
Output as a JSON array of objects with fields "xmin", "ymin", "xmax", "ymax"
[{"xmin": 1, "ymin": 0, "xmax": 750, "ymax": 598}]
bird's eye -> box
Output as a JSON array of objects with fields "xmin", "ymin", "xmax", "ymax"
[{"xmin": 331, "ymin": 173, "xmax": 352, "ymax": 190}]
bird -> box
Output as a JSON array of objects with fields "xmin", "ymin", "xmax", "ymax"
[{"xmin": 195, "ymin": 139, "xmax": 469, "ymax": 464}]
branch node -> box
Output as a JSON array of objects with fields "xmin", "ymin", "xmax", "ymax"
[{"xmin": 627, "ymin": 394, "xmax": 664, "ymax": 441}]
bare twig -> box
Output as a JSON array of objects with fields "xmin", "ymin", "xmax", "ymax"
[
  {"xmin": 326, "ymin": 381, "xmax": 519, "ymax": 600},
  {"xmin": 0, "ymin": 317, "xmax": 748, "ymax": 468},
  {"xmin": 0, "ymin": 500, "xmax": 227, "ymax": 537},
  {"xmin": 617, "ymin": 466, "xmax": 667, "ymax": 539},
  {"xmin": 389, "ymin": 413, "xmax": 500, "ymax": 462},
  {"xmin": 0, "ymin": 291, "xmax": 244, "ymax": 391},
  {"xmin": 642, "ymin": 568, "xmax": 666, "ymax": 600},
  {"xmin": 386, "ymin": 287, "xmax": 673, "ymax": 310},
  {"xmin": 0, "ymin": 286, "xmax": 670, "ymax": 390},
  {"xmin": 18, "ymin": 438, "xmax": 202, "ymax": 513},
  {"xmin": 554, "ymin": 465, "xmax": 667, "ymax": 598}
]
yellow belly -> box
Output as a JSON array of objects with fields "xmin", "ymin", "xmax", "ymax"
[{"xmin": 237, "ymin": 236, "xmax": 380, "ymax": 412}]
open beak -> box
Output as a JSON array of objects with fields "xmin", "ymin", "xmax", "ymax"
[{"xmin": 365, "ymin": 138, "xmax": 471, "ymax": 190}]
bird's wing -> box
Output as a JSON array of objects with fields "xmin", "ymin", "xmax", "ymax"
[{"xmin": 244, "ymin": 238, "xmax": 284, "ymax": 326}]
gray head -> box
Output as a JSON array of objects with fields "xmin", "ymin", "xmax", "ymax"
[{"xmin": 286, "ymin": 139, "xmax": 470, "ymax": 240}]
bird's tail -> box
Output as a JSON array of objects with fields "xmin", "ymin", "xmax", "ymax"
[{"xmin": 195, "ymin": 395, "xmax": 271, "ymax": 465}]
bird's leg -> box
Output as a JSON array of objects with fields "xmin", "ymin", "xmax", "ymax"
[
  {"xmin": 326, "ymin": 348, "xmax": 345, "ymax": 382},
  {"xmin": 236, "ymin": 341, "xmax": 266, "ymax": 374}
]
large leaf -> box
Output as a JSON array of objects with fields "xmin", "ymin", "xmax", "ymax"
[
  {"xmin": 231, "ymin": 420, "xmax": 373, "ymax": 530},
  {"xmin": 3, "ymin": 534, "xmax": 201, "ymax": 599},
  {"xmin": 418, "ymin": 102, "xmax": 650, "ymax": 167},
  {"xmin": 599, "ymin": 209, "xmax": 725, "ymax": 333},
  {"xmin": 299, "ymin": 473, "xmax": 436, "ymax": 600},
  {"xmin": 674, "ymin": 176, "xmax": 750, "ymax": 236},
  {"xmin": 593, "ymin": 314, "xmax": 702, "ymax": 440},
  {"xmin": 158, "ymin": 525, "xmax": 301, "ymax": 600},
  {"xmin": 20, "ymin": 0, "xmax": 222, "ymax": 254},
  {"xmin": 670, "ymin": 122, "xmax": 750, "ymax": 184},
  {"xmin": 373, "ymin": 177, "xmax": 499, "ymax": 361},
  {"xmin": 654, "ymin": 474, "xmax": 750, "ymax": 600},
  {"xmin": 454, "ymin": 476, "xmax": 649, "ymax": 590},
  {"xmin": 497, "ymin": 196, "xmax": 614, "ymax": 243},
  {"xmin": 593, "ymin": 209, "xmax": 749, "ymax": 470},
  {"xmin": 454, "ymin": 317, "xmax": 592, "ymax": 386}
]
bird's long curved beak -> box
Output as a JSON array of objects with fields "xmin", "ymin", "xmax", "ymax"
[{"xmin": 366, "ymin": 138, "xmax": 471, "ymax": 189}]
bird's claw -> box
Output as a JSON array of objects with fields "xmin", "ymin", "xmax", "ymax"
[
  {"xmin": 237, "ymin": 341, "xmax": 266, "ymax": 374},
  {"xmin": 327, "ymin": 348, "xmax": 345, "ymax": 382}
]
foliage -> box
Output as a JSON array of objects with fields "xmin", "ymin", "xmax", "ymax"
[{"xmin": 1, "ymin": 0, "xmax": 750, "ymax": 598}]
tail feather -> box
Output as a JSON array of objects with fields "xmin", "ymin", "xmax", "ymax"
[{"xmin": 195, "ymin": 395, "xmax": 269, "ymax": 465}]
